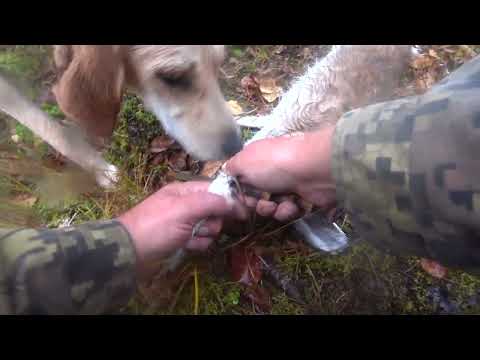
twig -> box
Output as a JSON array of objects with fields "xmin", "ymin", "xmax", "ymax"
[
  {"xmin": 233, "ymin": 107, "xmax": 258, "ymax": 119},
  {"xmin": 262, "ymin": 208, "xmax": 323, "ymax": 238},
  {"xmin": 167, "ymin": 271, "xmax": 192, "ymax": 314},
  {"xmin": 363, "ymin": 251, "xmax": 379, "ymax": 283},
  {"xmin": 259, "ymin": 255, "xmax": 306, "ymax": 305},
  {"xmin": 335, "ymin": 291, "xmax": 349, "ymax": 305},
  {"xmin": 220, "ymin": 233, "xmax": 255, "ymax": 251},
  {"xmin": 193, "ymin": 266, "xmax": 199, "ymax": 315},
  {"xmin": 220, "ymin": 221, "xmax": 273, "ymax": 251},
  {"xmin": 306, "ymin": 264, "xmax": 321, "ymax": 298}
]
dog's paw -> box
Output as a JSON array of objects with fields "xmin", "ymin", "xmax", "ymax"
[{"xmin": 95, "ymin": 163, "xmax": 119, "ymax": 189}]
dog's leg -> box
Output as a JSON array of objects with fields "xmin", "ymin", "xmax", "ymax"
[{"xmin": 0, "ymin": 75, "xmax": 118, "ymax": 188}]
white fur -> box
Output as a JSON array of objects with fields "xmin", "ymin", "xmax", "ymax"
[{"xmin": 241, "ymin": 45, "xmax": 415, "ymax": 146}]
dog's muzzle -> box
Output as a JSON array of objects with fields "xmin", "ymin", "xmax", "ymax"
[{"xmin": 221, "ymin": 131, "xmax": 243, "ymax": 158}]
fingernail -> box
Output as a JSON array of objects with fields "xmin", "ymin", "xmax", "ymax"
[{"xmin": 196, "ymin": 226, "xmax": 210, "ymax": 237}]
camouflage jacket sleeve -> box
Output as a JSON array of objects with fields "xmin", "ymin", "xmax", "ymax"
[
  {"xmin": 331, "ymin": 56, "xmax": 480, "ymax": 274},
  {"xmin": 0, "ymin": 220, "xmax": 137, "ymax": 314}
]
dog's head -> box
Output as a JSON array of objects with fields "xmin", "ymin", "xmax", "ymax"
[{"xmin": 53, "ymin": 45, "xmax": 242, "ymax": 160}]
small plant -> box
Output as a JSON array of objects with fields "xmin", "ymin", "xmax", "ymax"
[
  {"xmin": 41, "ymin": 103, "xmax": 64, "ymax": 119},
  {"xmin": 15, "ymin": 123, "xmax": 35, "ymax": 145}
]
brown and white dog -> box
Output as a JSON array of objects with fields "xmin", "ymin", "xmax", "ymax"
[{"xmin": 51, "ymin": 45, "xmax": 242, "ymax": 185}]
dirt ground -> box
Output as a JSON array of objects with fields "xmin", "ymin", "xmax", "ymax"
[{"xmin": 1, "ymin": 45, "xmax": 480, "ymax": 315}]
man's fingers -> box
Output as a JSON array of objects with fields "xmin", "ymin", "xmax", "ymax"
[
  {"xmin": 273, "ymin": 201, "xmax": 301, "ymax": 222},
  {"xmin": 231, "ymin": 200, "xmax": 249, "ymax": 221},
  {"xmin": 244, "ymin": 195, "xmax": 259, "ymax": 208},
  {"xmin": 195, "ymin": 218, "xmax": 223, "ymax": 237},
  {"xmin": 185, "ymin": 236, "xmax": 215, "ymax": 251},
  {"xmin": 160, "ymin": 181, "xmax": 210, "ymax": 196},
  {"xmin": 256, "ymin": 199, "xmax": 278, "ymax": 217},
  {"xmin": 183, "ymin": 192, "xmax": 234, "ymax": 222}
]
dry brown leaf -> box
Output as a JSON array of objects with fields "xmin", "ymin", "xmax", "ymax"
[
  {"xmin": 11, "ymin": 194, "xmax": 38, "ymax": 208},
  {"xmin": 226, "ymin": 100, "xmax": 244, "ymax": 116},
  {"xmin": 150, "ymin": 135, "xmax": 175, "ymax": 153},
  {"xmin": 240, "ymin": 74, "xmax": 259, "ymax": 91},
  {"xmin": 274, "ymin": 45, "xmax": 286, "ymax": 55},
  {"xmin": 420, "ymin": 258, "xmax": 448, "ymax": 279},
  {"xmin": 258, "ymin": 78, "xmax": 282, "ymax": 103},
  {"xmin": 151, "ymin": 153, "xmax": 166, "ymax": 166},
  {"xmin": 302, "ymin": 47, "xmax": 312, "ymax": 59},
  {"xmin": 187, "ymin": 156, "xmax": 200, "ymax": 175},
  {"xmin": 411, "ymin": 55, "xmax": 435, "ymax": 70},
  {"xmin": 168, "ymin": 152, "xmax": 188, "ymax": 171},
  {"xmin": 200, "ymin": 160, "xmax": 224, "ymax": 178},
  {"xmin": 417, "ymin": 72, "xmax": 437, "ymax": 90},
  {"xmin": 231, "ymin": 245, "xmax": 262, "ymax": 286},
  {"xmin": 244, "ymin": 286, "xmax": 272, "ymax": 312},
  {"xmin": 428, "ymin": 49, "xmax": 440, "ymax": 59},
  {"xmin": 164, "ymin": 169, "xmax": 178, "ymax": 182}
]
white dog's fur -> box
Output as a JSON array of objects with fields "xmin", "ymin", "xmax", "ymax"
[{"xmin": 239, "ymin": 45, "xmax": 416, "ymax": 144}]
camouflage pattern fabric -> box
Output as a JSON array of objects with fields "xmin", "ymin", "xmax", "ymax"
[
  {"xmin": 332, "ymin": 55, "xmax": 480, "ymax": 274},
  {"xmin": 0, "ymin": 220, "xmax": 136, "ymax": 314}
]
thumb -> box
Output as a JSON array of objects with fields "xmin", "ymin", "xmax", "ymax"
[
  {"xmin": 181, "ymin": 192, "xmax": 233, "ymax": 223},
  {"xmin": 224, "ymin": 156, "xmax": 241, "ymax": 178}
]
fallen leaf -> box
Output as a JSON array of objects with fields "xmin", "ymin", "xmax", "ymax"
[
  {"xmin": 168, "ymin": 152, "xmax": 188, "ymax": 171},
  {"xmin": 164, "ymin": 169, "xmax": 178, "ymax": 182},
  {"xmin": 258, "ymin": 78, "xmax": 282, "ymax": 103},
  {"xmin": 187, "ymin": 156, "xmax": 201, "ymax": 175},
  {"xmin": 200, "ymin": 160, "xmax": 224, "ymax": 178},
  {"xmin": 231, "ymin": 245, "xmax": 262, "ymax": 286},
  {"xmin": 411, "ymin": 55, "xmax": 435, "ymax": 70},
  {"xmin": 244, "ymin": 286, "xmax": 271, "ymax": 312},
  {"xmin": 226, "ymin": 100, "xmax": 244, "ymax": 116},
  {"xmin": 240, "ymin": 74, "xmax": 259, "ymax": 91},
  {"xmin": 150, "ymin": 135, "xmax": 175, "ymax": 153},
  {"xmin": 42, "ymin": 153, "xmax": 67, "ymax": 170},
  {"xmin": 274, "ymin": 45, "xmax": 286, "ymax": 55},
  {"xmin": 151, "ymin": 153, "xmax": 166, "ymax": 166},
  {"xmin": 420, "ymin": 258, "xmax": 448, "ymax": 279},
  {"xmin": 11, "ymin": 194, "xmax": 38, "ymax": 207},
  {"xmin": 428, "ymin": 49, "xmax": 440, "ymax": 59},
  {"xmin": 302, "ymin": 47, "xmax": 312, "ymax": 59}
]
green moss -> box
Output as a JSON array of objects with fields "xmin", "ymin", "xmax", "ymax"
[
  {"xmin": 106, "ymin": 94, "xmax": 162, "ymax": 169},
  {"xmin": 271, "ymin": 293, "xmax": 304, "ymax": 315},
  {"xmin": 0, "ymin": 50, "xmax": 43, "ymax": 80},
  {"xmin": 41, "ymin": 103, "xmax": 65, "ymax": 119},
  {"xmin": 15, "ymin": 123, "xmax": 35, "ymax": 145},
  {"xmin": 231, "ymin": 47, "xmax": 244, "ymax": 58},
  {"xmin": 171, "ymin": 273, "xmax": 245, "ymax": 315},
  {"xmin": 0, "ymin": 46, "xmax": 51, "ymax": 100}
]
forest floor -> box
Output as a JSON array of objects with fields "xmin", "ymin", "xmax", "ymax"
[{"xmin": 1, "ymin": 44, "xmax": 480, "ymax": 315}]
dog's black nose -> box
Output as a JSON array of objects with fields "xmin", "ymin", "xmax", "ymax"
[{"xmin": 221, "ymin": 131, "xmax": 243, "ymax": 157}]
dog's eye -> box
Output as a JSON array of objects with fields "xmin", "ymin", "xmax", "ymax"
[{"xmin": 157, "ymin": 72, "xmax": 192, "ymax": 90}]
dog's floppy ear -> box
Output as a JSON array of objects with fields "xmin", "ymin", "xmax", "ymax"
[{"xmin": 53, "ymin": 45, "xmax": 125, "ymax": 140}]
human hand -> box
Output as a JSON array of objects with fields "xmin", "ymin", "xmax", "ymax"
[
  {"xmin": 118, "ymin": 181, "xmax": 247, "ymax": 266},
  {"xmin": 225, "ymin": 124, "xmax": 337, "ymax": 221}
]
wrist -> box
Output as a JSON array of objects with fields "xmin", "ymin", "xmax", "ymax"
[{"xmin": 117, "ymin": 211, "xmax": 146, "ymax": 263}]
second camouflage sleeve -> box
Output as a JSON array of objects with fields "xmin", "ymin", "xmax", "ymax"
[
  {"xmin": 331, "ymin": 80, "xmax": 480, "ymax": 274},
  {"xmin": 0, "ymin": 219, "xmax": 137, "ymax": 314}
]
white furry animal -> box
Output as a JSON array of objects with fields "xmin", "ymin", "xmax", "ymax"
[
  {"xmin": 51, "ymin": 45, "xmax": 243, "ymax": 186},
  {"xmin": 239, "ymin": 45, "xmax": 416, "ymax": 143}
]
